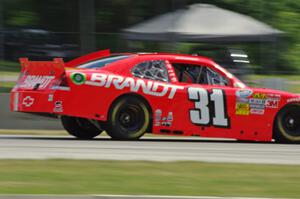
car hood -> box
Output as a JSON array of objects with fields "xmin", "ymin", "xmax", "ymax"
[
  {"xmin": 250, "ymin": 87, "xmax": 292, "ymax": 96},
  {"xmin": 249, "ymin": 87, "xmax": 300, "ymax": 103}
]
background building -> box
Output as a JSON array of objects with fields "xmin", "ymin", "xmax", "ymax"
[{"xmin": 0, "ymin": 0, "xmax": 299, "ymax": 91}]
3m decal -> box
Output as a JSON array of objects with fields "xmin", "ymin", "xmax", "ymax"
[
  {"xmin": 188, "ymin": 87, "xmax": 229, "ymax": 127},
  {"xmin": 19, "ymin": 75, "xmax": 54, "ymax": 89},
  {"xmin": 236, "ymin": 103, "xmax": 250, "ymax": 115},
  {"xmin": 265, "ymin": 98, "xmax": 280, "ymax": 108},
  {"xmin": 86, "ymin": 73, "xmax": 184, "ymax": 99},
  {"xmin": 22, "ymin": 96, "xmax": 34, "ymax": 107}
]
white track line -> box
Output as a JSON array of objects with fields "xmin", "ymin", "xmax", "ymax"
[{"xmin": 0, "ymin": 195, "xmax": 280, "ymax": 199}]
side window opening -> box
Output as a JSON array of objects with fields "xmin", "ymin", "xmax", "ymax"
[
  {"xmin": 173, "ymin": 63, "xmax": 229, "ymax": 86},
  {"xmin": 131, "ymin": 60, "xmax": 169, "ymax": 82},
  {"xmin": 206, "ymin": 67, "xmax": 228, "ymax": 86},
  {"xmin": 173, "ymin": 64, "xmax": 200, "ymax": 83}
]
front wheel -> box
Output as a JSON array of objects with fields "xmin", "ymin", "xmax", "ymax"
[
  {"xmin": 61, "ymin": 116, "xmax": 103, "ymax": 139},
  {"xmin": 274, "ymin": 104, "xmax": 300, "ymax": 143},
  {"xmin": 106, "ymin": 96, "xmax": 150, "ymax": 140}
]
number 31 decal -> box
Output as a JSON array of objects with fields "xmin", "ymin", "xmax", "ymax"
[{"xmin": 188, "ymin": 87, "xmax": 230, "ymax": 128}]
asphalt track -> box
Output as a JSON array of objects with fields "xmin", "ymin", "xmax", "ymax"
[
  {"xmin": 0, "ymin": 93, "xmax": 62, "ymax": 130},
  {"xmin": 0, "ymin": 134, "xmax": 299, "ymax": 165},
  {"xmin": 1, "ymin": 94, "xmax": 300, "ymax": 165}
]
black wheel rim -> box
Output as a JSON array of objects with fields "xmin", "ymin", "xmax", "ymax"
[
  {"xmin": 282, "ymin": 109, "xmax": 300, "ymax": 137},
  {"xmin": 116, "ymin": 104, "xmax": 144, "ymax": 133}
]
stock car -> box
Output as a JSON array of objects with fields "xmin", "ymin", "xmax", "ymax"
[{"xmin": 10, "ymin": 49, "xmax": 300, "ymax": 143}]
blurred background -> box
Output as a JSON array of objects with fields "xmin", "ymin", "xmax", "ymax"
[
  {"xmin": 0, "ymin": 0, "xmax": 299, "ymax": 93},
  {"xmin": 0, "ymin": 2, "xmax": 300, "ymax": 197}
]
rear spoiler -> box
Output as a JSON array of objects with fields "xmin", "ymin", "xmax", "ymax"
[
  {"xmin": 19, "ymin": 58, "xmax": 65, "ymax": 77},
  {"xmin": 17, "ymin": 58, "xmax": 66, "ymax": 90},
  {"xmin": 65, "ymin": 49, "xmax": 110, "ymax": 68}
]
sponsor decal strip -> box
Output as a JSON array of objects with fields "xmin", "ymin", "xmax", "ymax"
[
  {"xmin": 54, "ymin": 101, "xmax": 63, "ymax": 112},
  {"xmin": 287, "ymin": 97, "xmax": 300, "ymax": 103},
  {"xmin": 19, "ymin": 75, "xmax": 55, "ymax": 89},
  {"xmin": 85, "ymin": 73, "xmax": 184, "ymax": 99},
  {"xmin": 235, "ymin": 91, "xmax": 281, "ymax": 115},
  {"xmin": 250, "ymin": 108, "xmax": 265, "ymax": 115},
  {"xmin": 236, "ymin": 103, "xmax": 250, "ymax": 116},
  {"xmin": 236, "ymin": 89, "xmax": 253, "ymax": 98}
]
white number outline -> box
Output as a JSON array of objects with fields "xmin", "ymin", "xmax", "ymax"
[{"xmin": 188, "ymin": 87, "xmax": 230, "ymax": 128}]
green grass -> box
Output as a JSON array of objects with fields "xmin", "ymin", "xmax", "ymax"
[
  {"xmin": 246, "ymin": 75, "xmax": 300, "ymax": 93},
  {"xmin": 0, "ymin": 60, "xmax": 20, "ymax": 76},
  {"xmin": 288, "ymin": 84, "xmax": 300, "ymax": 93},
  {"xmin": 0, "ymin": 160, "xmax": 299, "ymax": 198},
  {"xmin": 0, "ymin": 60, "xmax": 19, "ymax": 92},
  {"xmin": 0, "ymin": 81, "xmax": 15, "ymax": 93},
  {"xmin": 249, "ymin": 74, "xmax": 300, "ymax": 81}
]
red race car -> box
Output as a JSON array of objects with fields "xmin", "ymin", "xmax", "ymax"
[{"xmin": 10, "ymin": 49, "xmax": 300, "ymax": 143}]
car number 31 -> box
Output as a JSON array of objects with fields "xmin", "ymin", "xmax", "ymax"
[{"xmin": 188, "ymin": 87, "xmax": 230, "ymax": 127}]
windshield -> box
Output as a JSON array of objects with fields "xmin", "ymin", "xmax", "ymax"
[
  {"xmin": 78, "ymin": 55, "xmax": 132, "ymax": 69},
  {"xmin": 206, "ymin": 67, "xmax": 229, "ymax": 86}
]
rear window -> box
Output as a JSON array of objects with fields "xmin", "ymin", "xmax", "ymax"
[{"xmin": 77, "ymin": 55, "xmax": 132, "ymax": 69}]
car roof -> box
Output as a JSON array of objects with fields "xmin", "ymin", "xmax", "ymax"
[
  {"xmin": 125, "ymin": 52, "xmax": 216, "ymax": 66},
  {"xmin": 71, "ymin": 50, "xmax": 245, "ymax": 88},
  {"xmin": 66, "ymin": 49, "xmax": 215, "ymax": 68},
  {"xmin": 105, "ymin": 52, "xmax": 230, "ymax": 78}
]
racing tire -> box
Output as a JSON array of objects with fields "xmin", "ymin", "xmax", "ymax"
[
  {"xmin": 106, "ymin": 96, "xmax": 150, "ymax": 140},
  {"xmin": 61, "ymin": 116, "xmax": 103, "ymax": 139},
  {"xmin": 274, "ymin": 104, "xmax": 300, "ymax": 143}
]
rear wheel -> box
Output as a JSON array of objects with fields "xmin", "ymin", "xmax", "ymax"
[
  {"xmin": 106, "ymin": 96, "xmax": 150, "ymax": 140},
  {"xmin": 274, "ymin": 104, "xmax": 300, "ymax": 143},
  {"xmin": 61, "ymin": 116, "xmax": 103, "ymax": 139}
]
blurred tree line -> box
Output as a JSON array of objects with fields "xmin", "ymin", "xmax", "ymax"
[{"xmin": 1, "ymin": 0, "xmax": 300, "ymax": 73}]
